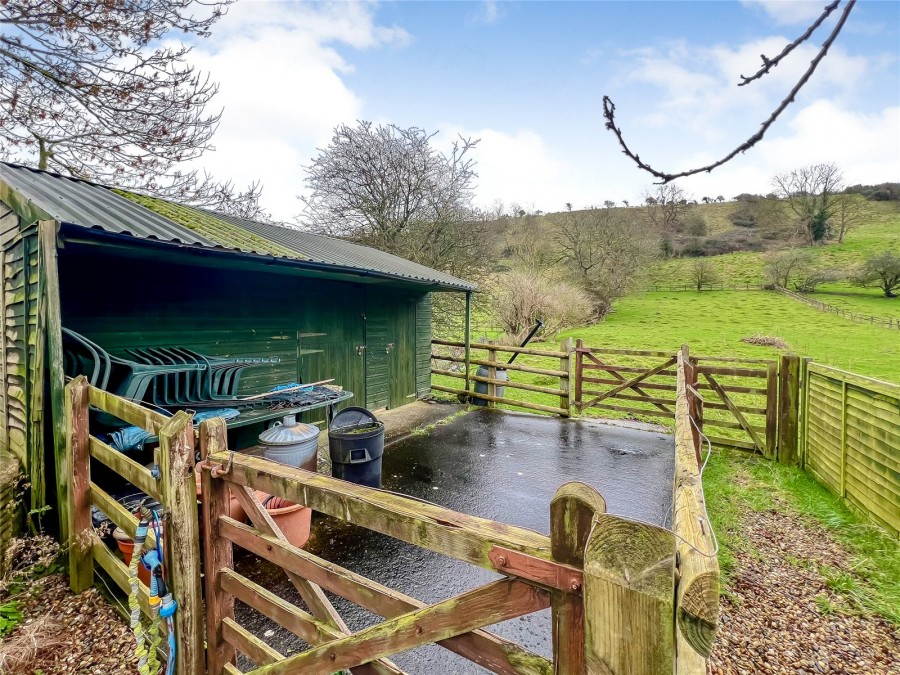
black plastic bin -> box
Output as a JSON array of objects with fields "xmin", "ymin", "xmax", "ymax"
[{"xmin": 328, "ymin": 407, "xmax": 385, "ymax": 488}]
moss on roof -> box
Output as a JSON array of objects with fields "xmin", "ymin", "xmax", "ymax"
[{"xmin": 113, "ymin": 190, "xmax": 304, "ymax": 260}]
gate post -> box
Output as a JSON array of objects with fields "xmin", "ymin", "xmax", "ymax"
[
  {"xmin": 65, "ymin": 375, "xmax": 93, "ymax": 593},
  {"xmin": 765, "ymin": 361, "xmax": 778, "ymax": 459},
  {"xmin": 583, "ymin": 514, "xmax": 676, "ymax": 674},
  {"xmin": 777, "ymin": 355, "xmax": 801, "ymax": 465},
  {"xmin": 199, "ymin": 418, "xmax": 236, "ymax": 675},
  {"xmin": 559, "ymin": 337, "xmax": 575, "ymax": 418},
  {"xmin": 158, "ymin": 410, "xmax": 204, "ymax": 675},
  {"xmin": 574, "ymin": 339, "xmax": 584, "ymax": 412},
  {"xmin": 550, "ymin": 482, "xmax": 606, "ymax": 673},
  {"xmin": 487, "ymin": 340, "xmax": 497, "ymax": 407}
]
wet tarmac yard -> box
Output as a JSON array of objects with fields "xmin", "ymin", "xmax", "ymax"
[{"xmin": 234, "ymin": 408, "xmax": 675, "ymax": 673}]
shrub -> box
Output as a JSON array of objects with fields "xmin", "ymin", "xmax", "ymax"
[
  {"xmin": 853, "ymin": 251, "xmax": 900, "ymax": 298},
  {"xmin": 492, "ymin": 271, "xmax": 594, "ymax": 341}
]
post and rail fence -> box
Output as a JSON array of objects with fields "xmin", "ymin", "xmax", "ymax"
[
  {"xmin": 775, "ymin": 286, "xmax": 900, "ymax": 330},
  {"xmin": 64, "ymin": 375, "xmax": 204, "ymax": 675}
]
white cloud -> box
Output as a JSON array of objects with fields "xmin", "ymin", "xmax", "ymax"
[
  {"xmin": 472, "ymin": 1, "xmax": 504, "ymax": 25},
  {"xmin": 437, "ymin": 127, "xmax": 591, "ymax": 212},
  {"xmin": 742, "ymin": 0, "xmax": 828, "ymax": 25},
  {"xmin": 623, "ymin": 38, "xmax": 868, "ymax": 142},
  {"xmin": 664, "ymin": 100, "xmax": 900, "ymax": 201},
  {"xmin": 182, "ymin": 1, "xmax": 409, "ymax": 221}
]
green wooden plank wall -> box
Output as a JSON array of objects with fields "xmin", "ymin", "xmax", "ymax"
[{"xmin": 57, "ymin": 249, "xmax": 433, "ymax": 415}]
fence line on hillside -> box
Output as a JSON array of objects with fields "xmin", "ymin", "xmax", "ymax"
[
  {"xmin": 775, "ymin": 287, "xmax": 900, "ymax": 329},
  {"xmin": 648, "ymin": 282, "xmax": 765, "ymax": 292}
]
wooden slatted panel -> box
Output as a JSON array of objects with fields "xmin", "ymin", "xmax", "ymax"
[
  {"xmin": 415, "ymin": 293, "xmax": 432, "ymax": 398},
  {"xmin": 804, "ymin": 365, "xmax": 899, "ymax": 536},
  {"xmin": 1, "ymin": 219, "xmax": 43, "ymax": 502},
  {"xmin": 804, "ymin": 375, "xmax": 843, "ymax": 493}
]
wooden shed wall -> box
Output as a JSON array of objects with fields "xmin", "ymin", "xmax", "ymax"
[
  {"xmin": 1, "ymin": 205, "xmax": 44, "ymax": 507},
  {"xmin": 57, "ymin": 249, "xmax": 433, "ymax": 416}
]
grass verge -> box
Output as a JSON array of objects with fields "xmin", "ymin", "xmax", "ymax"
[{"xmin": 703, "ymin": 448, "xmax": 900, "ymax": 625}]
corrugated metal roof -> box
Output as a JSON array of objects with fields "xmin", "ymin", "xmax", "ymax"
[
  {"xmin": 0, "ymin": 163, "xmax": 216, "ymax": 247},
  {"xmin": 206, "ymin": 210, "xmax": 476, "ymax": 291},
  {"xmin": 0, "ymin": 162, "xmax": 476, "ymax": 291}
]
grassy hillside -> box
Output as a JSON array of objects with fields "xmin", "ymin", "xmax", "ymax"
[{"xmin": 654, "ymin": 201, "xmax": 900, "ymax": 313}]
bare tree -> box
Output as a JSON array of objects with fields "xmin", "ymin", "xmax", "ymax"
[
  {"xmin": 831, "ymin": 192, "xmax": 871, "ymax": 243},
  {"xmin": 772, "ymin": 163, "xmax": 844, "ymax": 244},
  {"xmin": 0, "ymin": 0, "xmax": 236, "ymax": 202},
  {"xmin": 644, "ymin": 184, "xmax": 688, "ymax": 232},
  {"xmin": 506, "ymin": 211, "xmax": 557, "ymax": 274},
  {"xmin": 854, "ymin": 251, "xmax": 900, "ymax": 298},
  {"xmin": 764, "ymin": 248, "xmax": 814, "ymax": 288},
  {"xmin": 300, "ymin": 122, "xmax": 479, "ymax": 257},
  {"xmin": 554, "ymin": 206, "xmax": 656, "ymax": 318},
  {"xmin": 602, "ymin": 1, "xmax": 856, "ymax": 182},
  {"xmin": 691, "ymin": 259, "xmax": 720, "ymax": 291}
]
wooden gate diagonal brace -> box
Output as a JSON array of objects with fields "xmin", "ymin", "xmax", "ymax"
[
  {"xmin": 702, "ymin": 373, "xmax": 766, "ymax": 453},
  {"xmin": 218, "ymin": 516, "xmax": 552, "ymax": 675},
  {"xmin": 581, "ymin": 356, "xmax": 677, "ymax": 410},
  {"xmin": 247, "ymin": 579, "xmax": 550, "ymax": 675}
]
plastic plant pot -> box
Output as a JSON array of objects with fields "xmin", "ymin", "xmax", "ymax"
[
  {"xmin": 112, "ymin": 528, "xmax": 152, "ymax": 587},
  {"xmin": 195, "ymin": 471, "xmax": 247, "ymax": 522},
  {"xmin": 255, "ymin": 490, "xmax": 311, "ymax": 548}
]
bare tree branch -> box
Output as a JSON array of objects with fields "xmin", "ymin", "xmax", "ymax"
[
  {"xmin": 602, "ymin": 0, "xmax": 857, "ymax": 184},
  {"xmin": 738, "ymin": 0, "xmax": 840, "ymax": 86}
]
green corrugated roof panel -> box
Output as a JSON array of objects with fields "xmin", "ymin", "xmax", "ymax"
[
  {"xmin": 113, "ymin": 190, "xmax": 304, "ymax": 261},
  {"xmin": 0, "ymin": 162, "xmax": 476, "ymax": 291}
]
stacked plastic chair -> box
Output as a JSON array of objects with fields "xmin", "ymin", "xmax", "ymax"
[{"xmin": 62, "ymin": 328, "xmax": 280, "ymax": 410}]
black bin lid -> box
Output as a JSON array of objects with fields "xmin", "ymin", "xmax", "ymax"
[{"xmin": 330, "ymin": 406, "xmax": 381, "ymax": 431}]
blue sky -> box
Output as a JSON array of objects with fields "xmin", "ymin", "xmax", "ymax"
[{"xmin": 183, "ymin": 1, "xmax": 900, "ymax": 220}]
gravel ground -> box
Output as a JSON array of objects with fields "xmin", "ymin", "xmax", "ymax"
[
  {"xmin": 708, "ymin": 503, "xmax": 899, "ymax": 674},
  {"xmin": 0, "ymin": 573, "xmax": 133, "ymax": 674}
]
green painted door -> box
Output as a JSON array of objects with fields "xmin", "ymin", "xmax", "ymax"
[
  {"xmin": 365, "ymin": 294, "xmax": 389, "ymax": 409},
  {"xmin": 388, "ymin": 298, "xmax": 416, "ymax": 408}
]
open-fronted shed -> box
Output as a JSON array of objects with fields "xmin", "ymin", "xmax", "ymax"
[{"xmin": 0, "ymin": 162, "xmax": 475, "ymax": 513}]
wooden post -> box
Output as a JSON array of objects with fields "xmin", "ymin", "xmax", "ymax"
[
  {"xmin": 65, "ymin": 376, "xmax": 93, "ymax": 593},
  {"xmin": 777, "ymin": 355, "xmax": 801, "ymax": 465},
  {"xmin": 463, "ymin": 291, "xmax": 472, "ymax": 394},
  {"xmin": 40, "ymin": 221, "xmax": 68, "ymax": 539},
  {"xmin": 799, "ymin": 358, "xmax": 812, "ymax": 468},
  {"xmin": 158, "ymin": 411, "xmax": 204, "ymax": 675},
  {"xmin": 199, "ymin": 418, "xmax": 235, "ymax": 675},
  {"xmin": 681, "ymin": 345, "xmax": 701, "ymax": 463},
  {"xmin": 574, "ymin": 339, "xmax": 584, "ymax": 412},
  {"xmin": 764, "ymin": 361, "xmax": 778, "ymax": 459},
  {"xmin": 839, "ymin": 380, "xmax": 848, "ymax": 498},
  {"xmin": 550, "ymin": 482, "xmax": 606, "ymax": 674},
  {"xmin": 583, "ymin": 514, "xmax": 676, "ymax": 674},
  {"xmin": 559, "ymin": 338, "xmax": 574, "ymax": 418},
  {"xmin": 487, "ymin": 340, "xmax": 497, "ymax": 408}
]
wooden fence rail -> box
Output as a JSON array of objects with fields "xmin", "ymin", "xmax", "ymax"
[
  {"xmin": 775, "ymin": 286, "xmax": 900, "ymax": 330},
  {"xmin": 65, "ymin": 377, "xmax": 204, "ymax": 675},
  {"xmin": 801, "ymin": 363, "xmax": 900, "ymax": 536}
]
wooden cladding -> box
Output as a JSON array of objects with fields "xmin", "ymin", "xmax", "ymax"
[{"xmin": 802, "ymin": 364, "xmax": 899, "ymax": 537}]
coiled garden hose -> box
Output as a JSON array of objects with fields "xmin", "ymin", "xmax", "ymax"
[{"xmin": 128, "ymin": 515, "xmax": 154, "ymax": 675}]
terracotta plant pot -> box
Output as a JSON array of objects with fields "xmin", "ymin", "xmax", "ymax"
[
  {"xmin": 195, "ymin": 472, "xmax": 247, "ymax": 522},
  {"xmin": 113, "ymin": 528, "xmax": 152, "ymax": 587},
  {"xmin": 255, "ymin": 490, "xmax": 311, "ymax": 548}
]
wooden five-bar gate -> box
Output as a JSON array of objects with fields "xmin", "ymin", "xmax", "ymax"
[
  {"xmin": 64, "ymin": 352, "xmax": 719, "ymax": 674},
  {"xmin": 573, "ymin": 343, "xmax": 781, "ymax": 456}
]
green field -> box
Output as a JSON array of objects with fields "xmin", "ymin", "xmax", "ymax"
[
  {"xmin": 813, "ymin": 283, "xmax": 900, "ymax": 320},
  {"xmin": 558, "ymin": 290, "xmax": 898, "ymax": 380}
]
